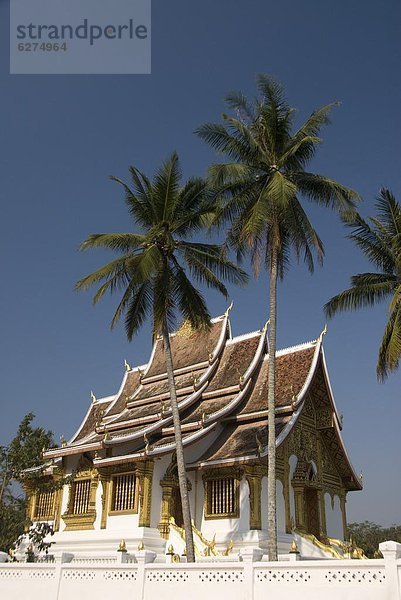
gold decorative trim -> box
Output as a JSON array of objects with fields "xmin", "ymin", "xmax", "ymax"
[{"xmin": 138, "ymin": 460, "xmax": 154, "ymax": 528}]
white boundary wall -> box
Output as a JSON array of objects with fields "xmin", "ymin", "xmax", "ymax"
[{"xmin": 0, "ymin": 541, "xmax": 400, "ymax": 600}]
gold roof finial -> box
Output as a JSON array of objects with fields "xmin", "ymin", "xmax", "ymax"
[
  {"xmin": 291, "ymin": 385, "xmax": 297, "ymax": 408},
  {"xmin": 290, "ymin": 540, "xmax": 299, "ymax": 554},
  {"xmin": 190, "ymin": 371, "xmax": 199, "ymax": 388},
  {"xmin": 160, "ymin": 401, "xmax": 168, "ymax": 417},
  {"xmin": 137, "ymin": 541, "xmax": 144, "ymax": 551},
  {"xmin": 124, "ymin": 359, "xmax": 132, "ymax": 372},
  {"xmin": 255, "ymin": 433, "xmax": 263, "ymax": 456},
  {"xmin": 144, "ymin": 433, "xmax": 150, "ymax": 455},
  {"xmin": 91, "ymin": 390, "xmax": 97, "ymax": 403},
  {"xmin": 261, "ymin": 319, "xmax": 270, "ymax": 333},
  {"xmin": 60, "ymin": 435, "xmax": 67, "ymax": 448},
  {"xmin": 118, "ymin": 539, "xmax": 127, "ymax": 552},
  {"xmin": 138, "ymin": 367, "xmax": 145, "ymax": 380},
  {"xmin": 317, "ymin": 324, "xmax": 328, "ymax": 344},
  {"xmin": 104, "ymin": 431, "xmax": 110, "ymax": 441},
  {"xmin": 224, "ymin": 300, "xmax": 234, "ymax": 317},
  {"xmin": 201, "ymin": 412, "xmax": 207, "ymax": 428}
]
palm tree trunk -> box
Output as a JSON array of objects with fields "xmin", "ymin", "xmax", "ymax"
[
  {"xmin": 267, "ymin": 247, "xmax": 278, "ymax": 561},
  {"xmin": 162, "ymin": 319, "xmax": 196, "ymax": 563}
]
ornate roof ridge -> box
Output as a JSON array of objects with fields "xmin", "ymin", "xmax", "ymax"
[
  {"xmin": 274, "ymin": 340, "xmax": 317, "ymax": 357},
  {"xmin": 94, "ymin": 394, "xmax": 116, "ymax": 404},
  {"xmin": 226, "ymin": 330, "xmax": 262, "ymax": 345}
]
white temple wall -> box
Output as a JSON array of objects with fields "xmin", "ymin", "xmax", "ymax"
[
  {"xmin": 201, "ymin": 475, "xmax": 250, "ymax": 538},
  {"xmin": 93, "ymin": 484, "xmax": 103, "ymax": 530},
  {"xmin": 276, "ymin": 480, "xmax": 286, "ymax": 533},
  {"xmin": 193, "ymin": 470, "xmax": 204, "ymax": 530},
  {"xmin": 260, "ymin": 477, "xmax": 285, "ymax": 533},
  {"xmin": 324, "ymin": 493, "xmax": 343, "ymax": 539},
  {"xmin": 150, "ymin": 456, "xmax": 168, "ymax": 528},
  {"xmin": 106, "ymin": 512, "xmax": 140, "ymax": 531}
]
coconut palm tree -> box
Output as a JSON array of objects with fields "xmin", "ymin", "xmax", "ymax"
[
  {"xmin": 196, "ymin": 75, "xmax": 358, "ymax": 560},
  {"xmin": 325, "ymin": 188, "xmax": 401, "ymax": 381},
  {"xmin": 76, "ymin": 152, "xmax": 247, "ymax": 562}
]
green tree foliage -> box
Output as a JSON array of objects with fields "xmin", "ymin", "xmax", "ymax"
[
  {"xmin": 325, "ymin": 189, "xmax": 401, "ymax": 380},
  {"xmin": 76, "ymin": 152, "xmax": 247, "ymax": 562},
  {"xmin": 0, "ymin": 414, "xmax": 54, "ymax": 552},
  {"xmin": 197, "ymin": 74, "xmax": 358, "ymax": 559},
  {"xmin": 348, "ymin": 521, "xmax": 401, "ymax": 558}
]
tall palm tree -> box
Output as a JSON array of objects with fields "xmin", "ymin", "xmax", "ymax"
[
  {"xmin": 196, "ymin": 75, "xmax": 358, "ymax": 560},
  {"xmin": 76, "ymin": 152, "xmax": 247, "ymax": 562},
  {"xmin": 325, "ymin": 189, "xmax": 401, "ymax": 381}
]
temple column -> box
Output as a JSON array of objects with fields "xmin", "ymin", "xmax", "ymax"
[
  {"xmin": 158, "ymin": 478, "xmax": 174, "ymax": 539},
  {"xmin": 317, "ymin": 489, "xmax": 327, "ymax": 538},
  {"xmin": 98, "ymin": 471, "xmax": 111, "ymax": 530},
  {"xmin": 340, "ymin": 491, "xmax": 348, "ymax": 540},
  {"xmin": 138, "ymin": 460, "xmax": 154, "ymax": 528},
  {"xmin": 283, "ymin": 449, "xmax": 292, "ymax": 533},
  {"xmin": 245, "ymin": 465, "xmax": 263, "ymax": 530},
  {"xmin": 293, "ymin": 484, "xmax": 306, "ymax": 531}
]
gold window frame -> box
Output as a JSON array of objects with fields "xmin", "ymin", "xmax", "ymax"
[
  {"xmin": 108, "ymin": 471, "xmax": 139, "ymax": 515},
  {"xmin": 203, "ymin": 468, "xmax": 241, "ymax": 520},
  {"xmin": 62, "ymin": 458, "xmax": 99, "ymax": 531},
  {"xmin": 33, "ymin": 489, "xmax": 56, "ymax": 521}
]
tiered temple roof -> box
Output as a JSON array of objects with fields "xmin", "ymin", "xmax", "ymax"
[{"xmin": 43, "ymin": 311, "xmax": 361, "ymax": 491}]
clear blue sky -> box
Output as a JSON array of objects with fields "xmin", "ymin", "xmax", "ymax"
[{"xmin": 1, "ymin": 0, "xmax": 400, "ymax": 525}]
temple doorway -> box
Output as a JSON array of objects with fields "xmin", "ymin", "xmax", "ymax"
[
  {"xmin": 171, "ymin": 486, "xmax": 184, "ymax": 528},
  {"xmin": 305, "ymin": 487, "xmax": 320, "ymax": 538}
]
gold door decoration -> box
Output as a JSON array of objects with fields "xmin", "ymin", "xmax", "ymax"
[{"xmin": 62, "ymin": 457, "xmax": 99, "ymax": 531}]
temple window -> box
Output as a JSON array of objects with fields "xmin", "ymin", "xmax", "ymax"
[
  {"xmin": 70, "ymin": 479, "xmax": 91, "ymax": 515},
  {"xmin": 205, "ymin": 476, "xmax": 239, "ymax": 518},
  {"xmin": 110, "ymin": 472, "xmax": 137, "ymax": 513},
  {"xmin": 34, "ymin": 490, "xmax": 55, "ymax": 520}
]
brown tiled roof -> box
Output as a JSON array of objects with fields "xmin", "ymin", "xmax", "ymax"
[
  {"xmin": 73, "ymin": 400, "xmax": 113, "ymax": 443},
  {"xmin": 132, "ymin": 371, "xmax": 203, "ymax": 402},
  {"xmin": 105, "ymin": 370, "xmax": 142, "ymax": 417},
  {"xmin": 206, "ymin": 334, "xmax": 261, "ymax": 392},
  {"xmin": 181, "ymin": 393, "xmax": 238, "ymax": 424},
  {"xmin": 194, "ymin": 420, "xmax": 289, "ymax": 463},
  {"xmin": 144, "ymin": 318, "xmax": 225, "ymax": 378},
  {"xmin": 240, "ymin": 346, "xmax": 316, "ymax": 414}
]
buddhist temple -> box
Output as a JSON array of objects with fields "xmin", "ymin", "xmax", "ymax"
[{"xmin": 24, "ymin": 308, "xmax": 362, "ymax": 559}]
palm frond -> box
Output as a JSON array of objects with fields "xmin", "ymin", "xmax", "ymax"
[
  {"xmin": 79, "ymin": 233, "xmax": 146, "ymax": 253},
  {"xmin": 324, "ymin": 273, "xmax": 396, "ymax": 317},
  {"xmin": 153, "ymin": 151, "xmax": 181, "ymax": 222},
  {"xmin": 124, "ymin": 282, "xmax": 153, "ymax": 341},
  {"xmin": 377, "ymin": 306, "xmax": 401, "ymax": 380},
  {"xmin": 171, "ymin": 258, "xmax": 211, "ymax": 329}
]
